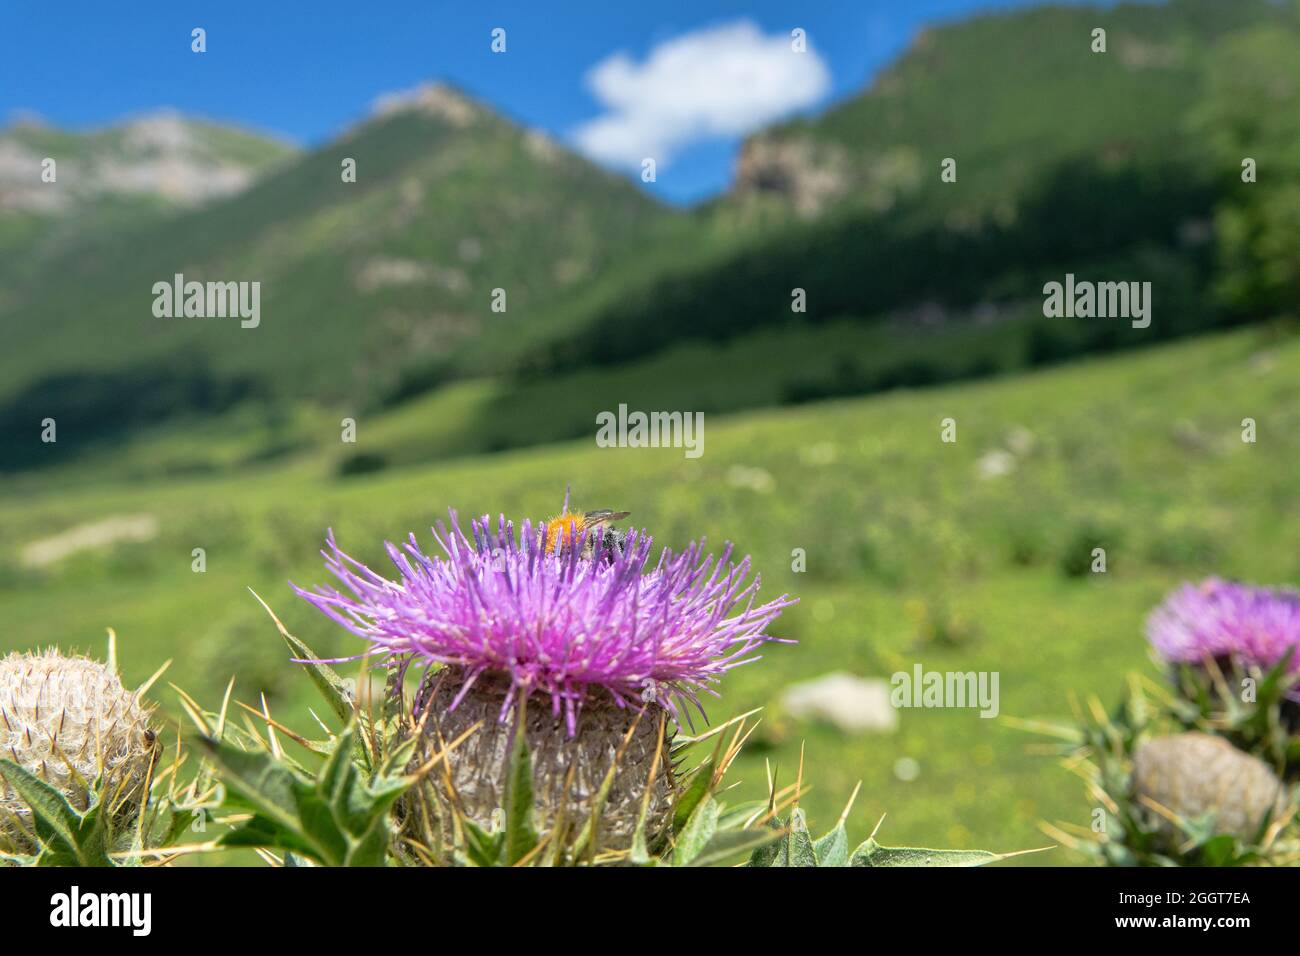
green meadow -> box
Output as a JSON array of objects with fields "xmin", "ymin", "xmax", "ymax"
[{"xmin": 3, "ymin": 326, "xmax": 1295, "ymax": 862}]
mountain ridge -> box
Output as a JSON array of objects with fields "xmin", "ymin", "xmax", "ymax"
[
  {"xmin": 0, "ymin": 109, "xmax": 297, "ymax": 214},
  {"xmin": 0, "ymin": 80, "xmax": 683, "ymax": 469}
]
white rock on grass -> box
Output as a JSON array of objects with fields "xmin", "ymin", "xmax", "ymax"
[
  {"xmin": 780, "ymin": 672, "xmax": 898, "ymax": 734},
  {"xmin": 976, "ymin": 449, "xmax": 1015, "ymax": 479}
]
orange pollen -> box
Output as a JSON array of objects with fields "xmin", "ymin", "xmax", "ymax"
[{"xmin": 544, "ymin": 513, "xmax": 585, "ymax": 553}]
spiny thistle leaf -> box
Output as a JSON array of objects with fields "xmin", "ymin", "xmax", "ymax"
[
  {"xmin": 316, "ymin": 726, "xmax": 409, "ymax": 866},
  {"xmin": 812, "ymin": 780, "xmax": 858, "ymax": 866},
  {"xmin": 674, "ymin": 795, "xmax": 720, "ymax": 865},
  {"xmin": 746, "ymin": 810, "xmax": 822, "ymax": 867},
  {"xmin": 220, "ymin": 814, "xmax": 321, "ymax": 861},
  {"xmin": 200, "ymin": 737, "xmax": 302, "ymax": 829},
  {"xmin": 747, "ymin": 815, "xmax": 787, "ymax": 867},
  {"xmin": 849, "ymin": 838, "xmax": 1027, "ymax": 867},
  {"xmin": 252, "ymin": 589, "xmax": 360, "ymax": 726},
  {"xmin": 717, "ymin": 800, "xmax": 766, "ymax": 830},
  {"xmin": 461, "ymin": 819, "xmax": 505, "ymax": 867},
  {"xmin": 315, "ymin": 727, "xmax": 365, "ymax": 828},
  {"xmin": 340, "ymin": 810, "xmax": 393, "ymax": 867},
  {"xmin": 671, "ymin": 759, "xmax": 714, "ymax": 833},
  {"xmin": 200, "ymin": 737, "xmax": 324, "ymax": 860},
  {"xmin": 149, "ymin": 805, "xmax": 195, "ymax": 857},
  {"xmin": 204, "ymin": 722, "xmax": 409, "ymax": 867},
  {"xmin": 784, "ymin": 808, "xmax": 818, "ymax": 867},
  {"xmin": 0, "ymin": 760, "xmax": 112, "ymax": 866},
  {"xmin": 252, "ymin": 589, "xmax": 374, "ymax": 771},
  {"xmin": 687, "ymin": 826, "xmax": 783, "ymax": 867},
  {"xmin": 0, "ymin": 760, "xmax": 81, "ymax": 848},
  {"xmin": 501, "ymin": 698, "xmax": 539, "ymax": 865},
  {"xmin": 813, "ymin": 820, "xmax": 850, "ymax": 866}
]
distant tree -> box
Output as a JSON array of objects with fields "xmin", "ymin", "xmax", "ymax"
[{"xmin": 1191, "ymin": 24, "xmax": 1300, "ymax": 318}]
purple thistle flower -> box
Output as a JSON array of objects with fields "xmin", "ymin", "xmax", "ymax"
[
  {"xmin": 294, "ymin": 511, "xmax": 795, "ymax": 734},
  {"xmin": 1147, "ymin": 578, "xmax": 1300, "ymax": 687}
]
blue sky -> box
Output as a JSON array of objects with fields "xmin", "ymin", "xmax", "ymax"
[{"xmin": 0, "ymin": 0, "xmax": 1107, "ymax": 203}]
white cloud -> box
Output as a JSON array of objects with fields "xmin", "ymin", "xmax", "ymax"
[{"xmin": 573, "ymin": 20, "xmax": 831, "ymax": 170}]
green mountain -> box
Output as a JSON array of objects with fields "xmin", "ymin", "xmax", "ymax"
[
  {"xmin": 0, "ymin": 85, "xmax": 679, "ymax": 399},
  {"xmin": 516, "ymin": 0, "xmax": 1295, "ymax": 377},
  {"xmin": 0, "ymin": 111, "xmax": 295, "ymax": 285},
  {"xmin": 0, "ymin": 85, "xmax": 686, "ymax": 468},
  {"xmin": 726, "ymin": 0, "xmax": 1283, "ymax": 221}
]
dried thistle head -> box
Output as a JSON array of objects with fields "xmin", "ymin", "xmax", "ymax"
[{"xmin": 0, "ymin": 649, "xmax": 158, "ymax": 849}]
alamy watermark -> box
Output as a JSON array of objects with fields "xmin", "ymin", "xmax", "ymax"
[
  {"xmin": 1042, "ymin": 273, "xmax": 1150, "ymax": 329},
  {"xmin": 152, "ymin": 273, "xmax": 260, "ymax": 328},
  {"xmin": 595, "ymin": 404, "xmax": 704, "ymax": 459},
  {"xmin": 890, "ymin": 664, "xmax": 1000, "ymax": 718},
  {"xmin": 49, "ymin": 886, "xmax": 151, "ymax": 936}
]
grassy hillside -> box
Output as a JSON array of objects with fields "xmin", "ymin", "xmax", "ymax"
[
  {"xmin": 0, "ymin": 315, "xmax": 1053, "ymax": 484},
  {"xmin": 2, "ymin": 326, "xmax": 1295, "ymax": 861}
]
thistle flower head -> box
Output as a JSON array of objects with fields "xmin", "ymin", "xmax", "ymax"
[
  {"xmin": 1146, "ymin": 578, "xmax": 1300, "ymax": 686},
  {"xmin": 0, "ymin": 649, "xmax": 157, "ymax": 827},
  {"xmin": 295, "ymin": 509, "xmax": 795, "ymax": 733}
]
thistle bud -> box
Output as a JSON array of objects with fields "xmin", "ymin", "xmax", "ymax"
[
  {"xmin": 0, "ymin": 650, "xmax": 157, "ymax": 847},
  {"xmin": 1131, "ymin": 732, "xmax": 1285, "ymax": 841}
]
